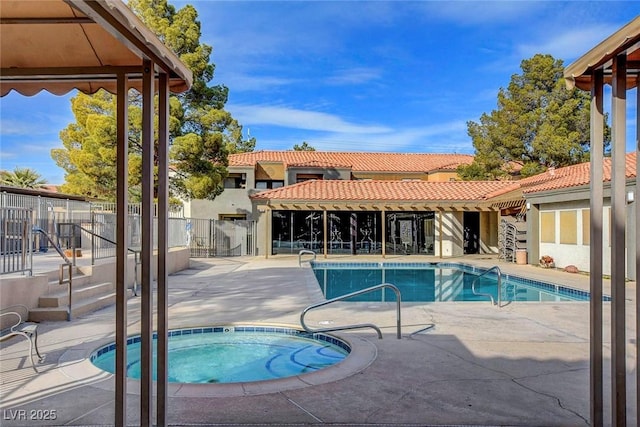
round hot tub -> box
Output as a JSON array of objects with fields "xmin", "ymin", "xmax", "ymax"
[{"xmin": 90, "ymin": 325, "xmax": 350, "ymax": 384}]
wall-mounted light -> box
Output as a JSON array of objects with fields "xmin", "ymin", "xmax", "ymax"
[
  {"xmin": 526, "ymin": 202, "xmax": 531, "ymax": 210},
  {"xmin": 627, "ymin": 190, "xmax": 635, "ymax": 204}
]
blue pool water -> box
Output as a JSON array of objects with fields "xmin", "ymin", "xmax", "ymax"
[
  {"xmin": 91, "ymin": 326, "xmax": 350, "ymax": 384},
  {"xmin": 312, "ymin": 262, "xmax": 609, "ymax": 303}
]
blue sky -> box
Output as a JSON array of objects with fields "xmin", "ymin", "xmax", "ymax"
[{"xmin": 1, "ymin": 1, "xmax": 638, "ymax": 184}]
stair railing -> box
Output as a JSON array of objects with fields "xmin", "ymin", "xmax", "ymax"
[
  {"xmin": 32, "ymin": 227, "xmax": 74, "ymax": 320},
  {"xmin": 57, "ymin": 223, "xmax": 140, "ymax": 296},
  {"xmin": 300, "ymin": 283, "xmax": 402, "ymax": 339}
]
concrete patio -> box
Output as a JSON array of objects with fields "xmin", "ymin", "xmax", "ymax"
[{"xmin": 0, "ymin": 254, "xmax": 636, "ymax": 426}]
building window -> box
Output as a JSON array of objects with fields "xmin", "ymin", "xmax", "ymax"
[
  {"xmin": 219, "ymin": 214, "xmax": 247, "ymax": 221},
  {"xmin": 255, "ymin": 180, "xmax": 284, "ymax": 189},
  {"xmin": 296, "ymin": 173, "xmax": 323, "ymax": 183},
  {"xmin": 223, "ymin": 173, "xmax": 246, "ymax": 189},
  {"xmin": 272, "ymin": 210, "xmax": 324, "ymax": 254},
  {"xmin": 540, "ymin": 211, "xmax": 555, "ymax": 243},
  {"xmin": 559, "ymin": 210, "xmax": 577, "ymax": 244}
]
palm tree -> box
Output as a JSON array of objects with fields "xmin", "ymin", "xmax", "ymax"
[{"xmin": 0, "ymin": 167, "xmax": 47, "ymax": 189}]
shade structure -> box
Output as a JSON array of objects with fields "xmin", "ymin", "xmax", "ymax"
[
  {"xmin": 1, "ymin": 1, "xmax": 192, "ymax": 426},
  {"xmin": 0, "ymin": 0, "xmax": 192, "ymax": 96},
  {"xmin": 564, "ymin": 14, "xmax": 640, "ymax": 427},
  {"xmin": 564, "ymin": 15, "xmax": 640, "ymax": 91}
]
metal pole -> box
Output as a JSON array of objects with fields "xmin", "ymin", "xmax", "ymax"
[
  {"xmin": 610, "ymin": 54, "xmax": 627, "ymax": 427},
  {"xmin": 157, "ymin": 72, "xmax": 169, "ymax": 427},
  {"xmin": 140, "ymin": 60, "xmax": 154, "ymax": 427},
  {"xmin": 635, "ymin": 73, "xmax": 640, "ymax": 425},
  {"xmin": 381, "ymin": 210, "xmax": 386, "ymax": 258},
  {"xmin": 589, "ymin": 69, "xmax": 604, "ymax": 427},
  {"xmin": 323, "ymin": 209, "xmax": 327, "ymax": 258},
  {"xmin": 115, "ymin": 72, "xmax": 129, "ymax": 427}
]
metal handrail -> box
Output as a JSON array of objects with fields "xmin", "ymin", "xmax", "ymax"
[
  {"xmin": 58, "ymin": 223, "xmax": 140, "ymax": 295},
  {"xmin": 300, "ymin": 283, "xmax": 402, "ymax": 339},
  {"xmin": 298, "ymin": 249, "xmax": 316, "ymax": 266},
  {"xmin": 32, "ymin": 227, "xmax": 74, "ymax": 320},
  {"xmin": 32, "ymin": 226, "xmax": 71, "ymax": 265},
  {"xmin": 471, "ymin": 266, "xmax": 502, "ymax": 306}
]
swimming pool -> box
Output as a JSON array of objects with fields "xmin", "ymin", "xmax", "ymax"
[
  {"xmin": 91, "ymin": 326, "xmax": 350, "ymax": 384},
  {"xmin": 311, "ymin": 262, "xmax": 609, "ymax": 303}
]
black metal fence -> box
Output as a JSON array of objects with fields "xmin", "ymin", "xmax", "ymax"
[{"xmin": 186, "ymin": 218, "xmax": 256, "ymax": 257}]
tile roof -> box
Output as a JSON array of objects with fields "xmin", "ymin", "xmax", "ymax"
[
  {"xmin": 250, "ymin": 180, "xmax": 518, "ymax": 202},
  {"xmin": 520, "ymin": 152, "xmax": 637, "ymax": 194},
  {"xmin": 230, "ymin": 151, "xmax": 473, "ymax": 173}
]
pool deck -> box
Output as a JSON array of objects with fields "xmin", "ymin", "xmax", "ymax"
[{"xmin": 0, "ymin": 253, "xmax": 636, "ymax": 426}]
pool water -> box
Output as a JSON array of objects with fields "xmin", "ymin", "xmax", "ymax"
[
  {"xmin": 312, "ymin": 262, "xmax": 608, "ymax": 303},
  {"xmin": 91, "ymin": 326, "xmax": 350, "ymax": 384}
]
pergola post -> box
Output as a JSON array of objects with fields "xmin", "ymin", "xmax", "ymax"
[
  {"xmin": 157, "ymin": 71, "xmax": 170, "ymax": 427},
  {"xmin": 115, "ymin": 72, "xmax": 129, "ymax": 427},
  {"xmin": 636, "ymin": 73, "xmax": 640, "ymax": 422},
  {"xmin": 589, "ymin": 69, "xmax": 604, "ymax": 427},
  {"xmin": 610, "ymin": 52, "xmax": 627, "ymax": 427},
  {"xmin": 140, "ymin": 59, "xmax": 155, "ymax": 427}
]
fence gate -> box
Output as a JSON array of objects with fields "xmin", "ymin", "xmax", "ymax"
[{"xmin": 187, "ymin": 219, "xmax": 256, "ymax": 257}]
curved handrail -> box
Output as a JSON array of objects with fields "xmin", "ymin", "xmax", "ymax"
[
  {"xmin": 58, "ymin": 222, "xmax": 141, "ymax": 295},
  {"xmin": 298, "ymin": 249, "xmax": 316, "ymax": 266},
  {"xmin": 471, "ymin": 266, "xmax": 502, "ymax": 306},
  {"xmin": 300, "ymin": 283, "xmax": 402, "ymax": 339},
  {"xmin": 32, "ymin": 226, "xmax": 71, "ymax": 265}
]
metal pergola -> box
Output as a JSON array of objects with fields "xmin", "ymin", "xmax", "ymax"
[{"xmin": 0, "ymin": 1, "xmax": 193, "ymax": 425}]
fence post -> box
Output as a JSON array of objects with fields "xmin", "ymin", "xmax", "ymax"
[{"xmin": 91, "ymin": 212, "xmax": 96, "ymax": 266}]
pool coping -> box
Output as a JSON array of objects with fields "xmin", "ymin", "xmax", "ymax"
[{"xmin": 58, "ymin": 322, "xmax": 377, "ymax": 398}]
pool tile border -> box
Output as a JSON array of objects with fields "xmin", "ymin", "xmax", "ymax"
[{"xmin": 90, "ymin": 325, "xmax": 352, "ymax": 369}]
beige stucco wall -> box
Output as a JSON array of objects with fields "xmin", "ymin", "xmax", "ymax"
[
  {"xmin": 480, "ymin": 211, "xmax": 499, "ymax": 254},
  {"xmin": 435, "ymin": 211, "xmax": 464, "ymax": 257}
]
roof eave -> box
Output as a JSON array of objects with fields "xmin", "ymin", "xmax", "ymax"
[
  {"xmin": 564, "ymin": 15, "xmax": 640, "ymax": 91},
  {"xmin": 67, "ymin": 0, "xmax": 193, "ymax": 91}
]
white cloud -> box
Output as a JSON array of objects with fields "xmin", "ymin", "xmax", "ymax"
[
  {"xmin": 517, "ymin": 24, "xmax": 620, "ymax": 62},
  {"xmin": 221, "ymin": 73, "xmax": 299, "ymax": 92},
  {"xmin": 325, "ymin": 67, "xmax": 383, "ymax": 86},
  {"xmin": 0, "ymin": 118, "xmax": 54, "ymax": 136},
  {"xmin": 252, "ymin": 119, "xmax": 472, "ymax": 154},
  {"xmin": 230, "ymin": 104, "xmax": 392, "ymax": 134}
]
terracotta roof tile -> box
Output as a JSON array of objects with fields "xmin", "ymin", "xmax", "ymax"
[
  {"xmin": 230, "ymin": 151, "xmax": 473, "ymax": 173},
  {"xmin": 287, "ymin": 160, "xmax": 352, "ymax": 169},
  {"xmin": 521, "ymin": 152, "xmax": 636, "ymax": 194},
  {"xmin": 251, "ymin": 180, "xmax": 518, "ymax": 202}
]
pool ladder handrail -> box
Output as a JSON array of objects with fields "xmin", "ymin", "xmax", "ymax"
[
  {"xmin": 300, "ymin": 283, "xmax": 402, "ymax": 339},
  {"xmin": 471, "ymin": 266, "xmax": 502, "ymax": 306},
  {"xmin": 298, "ymin": 249, "xmax": 316, "ymax": 266}
]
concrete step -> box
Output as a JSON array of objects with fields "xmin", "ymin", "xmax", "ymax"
[
  {"xmin": 42, "ymin": 265, "xmax": 83, "ymax": 283},
  {"xmin": 38, "ymin": 282, "xmax": 115, "ymax": 308},
  {"xmin": 47, "ymin": 273, "xmax": 91, "ymax": 288},
  {"xmin": 30, "ymin": 291, "xmax": 118, "ymax": 322}
]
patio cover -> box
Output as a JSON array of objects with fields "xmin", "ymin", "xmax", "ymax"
[
  {"xmin": 0, "ymin": 0, "xmax": 192, "ymax": 96},
  {"xmin": 564, "ymin": 15, "xmax": 640, "ymax": 91}
]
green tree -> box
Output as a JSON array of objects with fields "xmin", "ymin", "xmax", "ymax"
[
  {"xmin": 0, "ymin": 167, "xmax": 47, "ymax": 189},
  {"xmin": 293, "ymin": 141, "xmax": 316, "ymax": 151},
  {"xmin": 458, "ymin": 54, "xmax": 609, "ymax": 180},
  {"xmin": 52, "ymin": 0, "xmax": 255, "ymax": 201}
]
